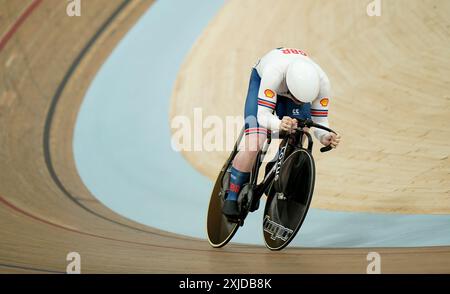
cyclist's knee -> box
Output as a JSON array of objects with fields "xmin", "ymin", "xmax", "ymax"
[{"xmin": 244, "ymin": 134, "xmax": 266, "ymax": 152}]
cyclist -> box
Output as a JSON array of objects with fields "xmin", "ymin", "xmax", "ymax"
[{"xmin": 223, "ymin": 47, "xmax": 341, "ymax": 218}]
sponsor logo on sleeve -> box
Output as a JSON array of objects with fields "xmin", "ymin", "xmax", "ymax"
[
  {"xmin": 320, "ymin": 98, "xmax": 329, "ymax": 107},
  {"xmin": 264, "ymin": 89, "xmax": 275, "ymax": 99}
]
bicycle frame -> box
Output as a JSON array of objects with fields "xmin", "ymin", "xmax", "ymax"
[{"xmin": 248, "ymin": 127, "xmax": 313, "ymax": 210}]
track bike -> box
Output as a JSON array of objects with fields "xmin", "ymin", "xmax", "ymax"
[{"xmin": 206, "ymin": 118, "xmax": 337, "ymax": 250}]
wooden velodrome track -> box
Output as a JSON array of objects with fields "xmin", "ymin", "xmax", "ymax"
[
  {"xmin": 171, "ymin": 0, "xmax": 450, "ymax": 214},
  {"xmin": 0, "ymin": 0, "xmax": 449, "ymax": 273}
]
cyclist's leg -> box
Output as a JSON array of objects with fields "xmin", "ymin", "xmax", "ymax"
[
  {"xmin": 226, "ymin": 133, "xmax": 266, "ymax": 198},
  {"xmin": 223, "ymin": 68, "xmax": 267, "ymax": 217},
  {"xmin": 232, "ymin": 133, "xmax": 267, "ymax": 171}
]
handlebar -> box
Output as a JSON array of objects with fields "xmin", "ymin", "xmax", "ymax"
[{"xmin": 294, "ymin": 119, "xmax": 337, "ymax": 153}]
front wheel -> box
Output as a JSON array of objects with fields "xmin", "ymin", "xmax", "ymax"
[{"xmin": 262, "ymin": 148, "xmax": 315, "ymax": 250}]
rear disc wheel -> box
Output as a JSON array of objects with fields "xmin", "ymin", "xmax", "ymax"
[{"xmin": 207, "ymin": 168, "xmax": 239, "ymax": 248}]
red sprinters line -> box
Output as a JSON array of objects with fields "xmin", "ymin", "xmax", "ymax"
[{"xmin": 0, "ymin": 0, "xmax": 43, "ymax": 53}]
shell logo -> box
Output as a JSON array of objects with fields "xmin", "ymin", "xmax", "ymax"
[
  {"xmin": 264, "ymin": 89, "xmax": 275, "ymax": 99},
  {"xmin": 320, "ymin": 98, "xmax": 329, "ymax": 107}
]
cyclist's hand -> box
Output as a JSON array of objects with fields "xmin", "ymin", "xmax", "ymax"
[
  {"xmin": 320, "ymin": 132, "xmax": 341, "ymax": 148},
  {"xmin": 280, "ymin": 117, "xmax": 297, "ymax": 133}
]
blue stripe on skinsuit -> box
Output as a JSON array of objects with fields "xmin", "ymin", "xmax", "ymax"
[{"xmin": 244, "ymin": 68, "xmax": 262, "ymax": 130}]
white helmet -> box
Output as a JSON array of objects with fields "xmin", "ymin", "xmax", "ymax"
[{"xmin": 286, "ymin": 59, "xmax": 320, "ymax": 103}]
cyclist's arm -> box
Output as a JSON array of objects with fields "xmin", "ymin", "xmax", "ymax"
[
  {"xmin": 256, "ymin": 69, "xmax": 283, "ymax": 131},
  {"xmin": 311, "ymin": 68, "xmax": 332, "ymax": 141}
]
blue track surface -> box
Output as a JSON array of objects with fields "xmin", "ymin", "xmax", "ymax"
[{"xmin": 73, "ymin": 0, "xmax": 450, "ymax": 248}]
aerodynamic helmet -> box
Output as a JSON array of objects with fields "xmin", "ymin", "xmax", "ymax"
[{"xmin": 286, "ymin": 59, "xmax": 320, "ymax": 103}]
